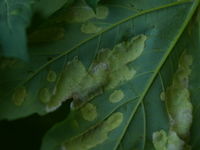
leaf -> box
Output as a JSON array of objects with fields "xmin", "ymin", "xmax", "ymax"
[
  {"xmin": 32, "ymin": 0, "xmax": 74, "ymax": 18},
  {"xmin": 0, "ymin": 0, "xmax": 199, "ymax": 148},
  {"xmin": 0, "ymin": 0, "xmax": 33, "ymax": 60},
  {"xmin": 185, "ymin": 7, "xmax": 200, "ymax": 149},
  {"xmin": 0, "ymin": 0, "xmax": 199, "ymax": 149},
  {"xmin": 32, "ymin": 0, "xmax": 199, "ymax": 150}
]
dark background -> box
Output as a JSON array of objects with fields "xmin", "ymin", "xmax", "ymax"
[{"xmin": 0, "ymin": 101, "xmax": 70, "ymax": 150}]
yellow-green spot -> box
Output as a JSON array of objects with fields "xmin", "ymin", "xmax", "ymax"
[
  {"xmin": 39, "ymin": 88, "xmax": 51, "ymax": 104},
  {"xmin": 81, "ymin": 103, "xmax": 97, "ymax": 121},
  {"xmin": 167, "ymin": 131, "xmax": 184, "ymax": 150},
  {"xmin": 46, "ymin": 58, "xmax": 89, "ymax": 112},
  {"xmin": 46, "ymin": 99, "xmax": 62, "ymax": 112},
  {"xmin": 64, "ymin": 5, "xmax": 95, "ymax": 23},
  {"xmin": 62, "ymin": 112, "xmax": 123, "ymax": 150},
  {"xmin": 105, "ymin": 67, "xmax": 136, "ymax": 90},
  {"xmin": 160, "ymin": 92, "xmax": 165, "ymax": 101},
  {"xmin": 12, "ymin": 87, "xmax": 27, "ymax": 106},
  {"xmin": 47, "ymin": 70, "xmax": 57, "ymax": 82},
  {"xmin": 152, "ymin": 130, "xmax": 184, "ymax": 150},
  {"xmin": 95, "ymin": 6, "xmax": 109, "ymax": 19},
  {"xmin": 109, "ymin": 90, "xmax": 124, "ymax": 103},
  {"xmin": 46, "ymin": 34, "xmax": 147, "ymax": 112},
  {"xmin": 103, "ymin": 112, "xmax": 123, "ymax": 131},
  {"xmin": 153, "ymin": 53, "xmax": 193, "ymax": 150},
  {"xmin": 153, "ymin": 130, "xmax": 168, "ymax": 150},
  {"xmin": 57, "ymin": 3, "xmax": 109, "ymax": 23},
  {"xmin": 123, "ymin": 67, "xmax": 136, "ymax": 80},
  {"xmin": 165, "ymin": 52, "xmax": 193, "ymax": 138},
  {"xmin": 81, "ymin": 22, "xmax": 102, "ymax": 34}
]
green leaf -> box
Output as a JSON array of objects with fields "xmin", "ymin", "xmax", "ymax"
[
  {"xmin": 32, "ymin": 0, "xmax": 74, "ymax": 18},
  {"xmin": 186, "ymin": 7, "xmax": 200, "ymax": 149},
  {"xmin": 0, "ymin": 0, "xmax": 199, "ymax": 148},
  {"xmin": 32, "ymin": 0, "xmax": 198, "ymax": 150},
  {"xmin": 0, "ymin": 0, "xmax": 199, "ymax": 149},
  {"xmin": 0, "ymin": 0, "xmax": 33, "ymax": 60}
]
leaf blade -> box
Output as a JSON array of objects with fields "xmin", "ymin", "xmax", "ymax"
[{"xmin": 38, "ymin": 1, "xmax": 199, "ymax": 150}]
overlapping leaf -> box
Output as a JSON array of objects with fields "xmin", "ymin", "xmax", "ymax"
[
  {"xmin": 32, "ymin": 0, "xmax": 74, "ymax": 18},
  {"xmin": 0, "ymin": 0, "xmax": 33, "ymax": 60}
]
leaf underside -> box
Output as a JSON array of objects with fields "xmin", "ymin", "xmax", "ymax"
[{"xmin": 0, "ymin": 0, "xmax": 199, "ymax": 150}]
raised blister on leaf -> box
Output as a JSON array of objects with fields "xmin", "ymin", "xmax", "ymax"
[
  {"xmin": 64, "ymin": 4, "xmax": 95, "ymax": 23},
  {"xmin": 109, "ymin": 90, "xmax": 124, "ymax": 103},
  {"xmin": 12, "ymin": 86, "xmax": 27, "ymax": 106},
  {"xmin": 103, "ymin": 112, "xmax": 123, "ymax": 131},
  {"xmin": 153, "ymin": 53, "xmax": 193, "ymax": 150},
  {"xmin": 153, "ymin": 130, "xmax": 168, "ymax": 150},
  {"xmin": 56, "ymin": 2, "xmax": 109, "ymax": 23},
  {"xmin": 105, "ymin": 67, "xmax": 136, "ymax": 90},
  {"xmin": 153, "ymin": 130, "xmax": 185, "ymax": 150},
  {"xmin": 167, "ymin": 131, "xmax": 184, "ymax": 150},
  {"xmin": 165, "ymin": 53, "xmax": 193, "ymax": 138},
  {"xmin": 46, "ymin": 100, "xmax": 62, "ymax": 112},
  {"xmin": 95, "ymin": 6, "xmax": 109, "ymax": 19},
  {"xmin": 62, "ymin": 112, "xmax": 123, "ymax": 150},
  {"xmin": 45, "ymin": 34, "xmax": 147, "ymax": 112},
  {"xmin": 81, "ymin": 103, "xmax": 97, "ymax": 121},
  {"xmin": 47, "ymin": 70, "xmax": 57, "ymax": 82},
  {"xmin": 46, "ymin": 59, "xmax": 88, "ymax": 111},
  {"xmin": 108, "ymin": 35, "xmax": 147, "ymax": 70},
  {"xmin": 39, "ymin": 88, "xmax": 51, "ymax": 104},
  {"xmin": 91, "ymin": 62, "xmax": 109, "ymax": 74},
  {"xmin": 81, "ymin": 22, "xmax": 102, "ymax": 34}
]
